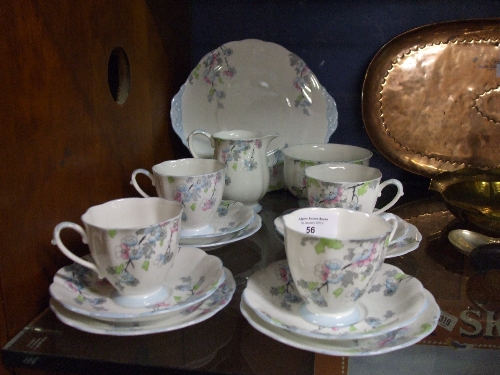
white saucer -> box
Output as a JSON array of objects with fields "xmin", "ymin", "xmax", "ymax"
[
  {"xmin": 49, "ymin": 247, "xmax": 225, "ymax": 322},
  {"xmin": 243, "ymin": 260, "xmax": 427, "ymax": 340},
  {"xmin": 180, "ymin": 201, "xmax": 254, "ymax": 245},
  {"xmin": 385, "ymin": 221, "xmax": 422, "ymax": 258},
  {"xmin": 196, "ymin": 214, "xmax": 262, "ymax": 251},
  {"xmin": 240, "ymin": 288, "xmax": 439, "ymax": 356},
  {"xmin": 50, "ymin": 268, "xmax": 235, "ymax": 336},
  {"xmin": 273, "ymin": 212, "xmax": 420, "ymax": 258}
]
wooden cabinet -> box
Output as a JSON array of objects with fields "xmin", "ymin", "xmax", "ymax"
[{"xmin": 0, "ymin": 1, "xmax": 190, "ymax": 374}]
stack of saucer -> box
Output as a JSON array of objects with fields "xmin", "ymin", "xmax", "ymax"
[
  {"xmin": 180, "ymin": 200, "xmax": 262, "ymax": 251},
  {"xmin": 50, "ymin": 247, "xmax": 235, "ymax": 336},
  {"xmin": 241, "ymin": 258, "xmax": 439, "ymax": 356},
  {"xmin": 274, "ymin": 211, "xmax": 422, "ymax": 258}
]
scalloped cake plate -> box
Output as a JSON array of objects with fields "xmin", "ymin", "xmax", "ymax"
[{"xmin": 363, "ymin": 19, "xmax": 500, "ymax": 177}]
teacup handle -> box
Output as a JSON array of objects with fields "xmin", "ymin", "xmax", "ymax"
[
  {"xmin": 130, "ymin": 169, "xmax": 154, "ymax": 197},
  {"xmin": 51, "ymin": 222, "xmax": 104, "ymax": 279},
  {"xmin": 187, "ymin": 130, "xmax": 213, "ymax": 158},
  {"xmin": 381, "ymin": 213, "xmax": 398, "ymax": 245},
  {"xmin": 373, "ymin": 179, "xmax": 404, "ymax": 214}
]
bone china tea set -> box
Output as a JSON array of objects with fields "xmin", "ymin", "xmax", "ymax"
[{"xmin": 49, "ymin": 39, "xmax": 436, "ymax": 355}]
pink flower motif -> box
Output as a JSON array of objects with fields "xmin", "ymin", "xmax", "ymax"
[
  {"xmin": 173, "ymin": 190, "xmax": 183, "ymax": 202},
  {"xmin": 116, "ymin": 244, "xmax": 130, "ymax": 260},
  {"xmin": 170, "ymin": 222, "xmax": 179, "ymax": 233}
]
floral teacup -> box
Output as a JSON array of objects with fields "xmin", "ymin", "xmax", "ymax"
[{"xmin": 131, "ymin": 158, "xmax": 226, "ymax": 237}]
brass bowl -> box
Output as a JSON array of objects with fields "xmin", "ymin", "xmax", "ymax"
[{"xmin": 429, "ymin": 168, "xmax": 500, "ymax": 234}]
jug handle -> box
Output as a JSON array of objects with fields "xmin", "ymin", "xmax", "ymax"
[{"xmin": 187, "ymin": 130, "xmax": 213, "ymax": 158}]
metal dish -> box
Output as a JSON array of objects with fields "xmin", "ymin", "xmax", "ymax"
[
  {"xmin": 429, "ymin": 168, "xmax": 500, "ymax": 234},
  {"xmin": 363, "ymin": 19, "xmax": 500, "ymax": 177}
]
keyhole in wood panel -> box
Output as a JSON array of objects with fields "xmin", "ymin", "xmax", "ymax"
[{"xmin": 107, "ymin": 47, "xmax": 130, "ymax": 105}]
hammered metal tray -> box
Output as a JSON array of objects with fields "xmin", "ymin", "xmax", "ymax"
[{"xmin": 362, "ymin": 19, "xmax": 500, "ymax": 177}]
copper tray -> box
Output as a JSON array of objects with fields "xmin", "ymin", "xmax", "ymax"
[{"xmin": 363, "ymin": 19, "xmax": 500, "ymax": 177}]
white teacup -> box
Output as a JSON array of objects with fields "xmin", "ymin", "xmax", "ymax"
[
  {"xmin": 52, "ymin": 197, "xmax": 183, "ymax": 308},
  {"xmin": 282, "ymin": 143, "xmax": 373, "ymax": 199},
  {"xmin": 131, "ymin": 158, "xmax": 226, "ymax": 237},
  {"xmin": 305, "ymin": 163, "xmax": 404, "ymax": 214},
  {"xmin": 283, "ymin": 207, "xmax": 397, "ymax": 327},
  {"xmin": 187, "ymin": 130, "xmax": 278, "ymax": 213}
]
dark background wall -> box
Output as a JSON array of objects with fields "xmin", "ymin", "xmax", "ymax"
[{"xmin": 188, "ymin": 0, "xmax": 500, "ymax": 195}]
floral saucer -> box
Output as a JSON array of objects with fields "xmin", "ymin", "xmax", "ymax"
[
  {"xmin": 196, "ymin": 214, "xmax": 262, "ymax": 251},
  {"xmin": 243, "ymin": 260, "xmax": 427, "ymax": 340},
  {"xmin": 273, "ymin": 213, "xmax": 420, "ymax": 258},
  {"xmin": 240, "ymin": 288, "xmax": 438, "ymax": 356},
  {"xmin": 50, "ymin": 268, "xmax": 235, "ymax": 336},
  {"xmin": 180, "ymin": 201, "xmax": 254, "ymax": 245},
  {"xmin": 49, "ymin": 247, "xmax": 225, "ymax": 322}
]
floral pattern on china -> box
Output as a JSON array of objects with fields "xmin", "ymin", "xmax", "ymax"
[
  {"xmin": 219, "ymin": 138, "xmax": 262, "ymax": 186},
  {"xmin": 187, "ymin": 43, "xmax": 316, "ymax": 115},
  {"xmin": 287, "ymin": 236, "xmax": 386, "ymax": 309},
  {"xmin": 171, "ymin": 170, "xmax": 224, "ymax": 222},
  {"xmin": 49, "ymin": 247, "xmax": 226, "ymax": 321},
  {"xmin": 108, "ymin": 222, "xmax": 178, "ymax": 291},
  {"xmin": 242, "ymin": 259, "xmax": 428, "ymax": 340},
  {"xmin": 306, "ymin": 177, "xmax": 379, "ymax": 212}
]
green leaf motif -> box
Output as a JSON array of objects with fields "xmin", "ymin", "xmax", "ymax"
[
  {"xmin": 306, "ymin": 177, "xmax": 320, "ymax": 188},
  {"xmin": 190, "ymin": 203, "xmax": 197, "ymax": 211},
  {"xmin": 315, "ymin": 238, "xmax": 343, "ymax": 254},
  {"xmin": 394, "ymin": 273, "xmax": 407, "ymax": 281},
  {"xmin": 420, "ymin": 323, "xmax": 432, "ymax": 333},
  {"xmin": 333, "ymin": 287, "xmax": 343, "ymax": 297},
  {"xmin": 193, "ymin": 284, "xmax": 199, "ymax": 291},
  {"xmin": 168, "ymin": 176, "xmax": 174, "ymax": 183},
  {"xmin": 277, "ymin": 285, "xmax": 286, "ymax": 295},
  {"xmin": 142, "ymin": 260, "xmax": 149, "ymax": 271},
  {"xmin": 114, "ymin": 264, "xmax": 125, "ymax": 275},
  {"xmin": 174, "ymin": 296, "xmax": 181, "ymax": 301},
  {"xmin": 108, "ymin": 229, "xmax": 117, "ymax": 238},
  {"xmin": 232, "ymin": 163, "xmax": 238, "ymax": 171},
  {"xmin": 76, "ymin": 294, "xmax": 85, "ymax": 303},
  {"xmin": 357, "ymin": 182, "xmax": 370, "ymax": 196},
  {"xmin": 300, "ymin": 161, "xmax": 315, "ymax": 169},
  {"xmin": 307, "ymin": 282, "xmax": 319, "ymax": 291}
]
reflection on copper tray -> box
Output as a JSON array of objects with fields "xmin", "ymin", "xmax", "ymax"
[{"xmin": 362, "ymin": 19, "xmax": 500, "ymax": 177}]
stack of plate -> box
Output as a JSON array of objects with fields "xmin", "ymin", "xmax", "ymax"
[
  {"xmin": 241, "ymin": 258, "xmax": 439, "ymax": 356},
  {"xmin": 49, "ymin": 247, "xmax": 235, "ymax": 336},
  {"xmin": 179, "ymin": 200, "xmax": 262, "ymax": 251},
  {"xmin": 274, "ymin": 211, "xmax": 422, "ymax": 259}
]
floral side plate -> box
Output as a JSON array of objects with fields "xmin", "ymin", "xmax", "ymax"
[
  {"xmin": 240, "ymin": 288, "xmax": 438, "ymax": 356},
  {"xmin": 180, "ymin": 200, "xmax": 255, "ymax": 245},
  {"xmin": 243, "ymin": 260, "xmax": 427, "ymax": 340},
  {"xmin": 49, "ymin": 247, "xmax": 225, "ymax": 322},
  {"xmin": 196, "ymin": 214, "xmax": 262, "ymax": 251},
  {"xmin": 171, "ymin": 39, "xmax": 338, "ymax": 190},
  {"xmin": 50, "ymin": 268, "xmax": 235, "ymax": 336}
]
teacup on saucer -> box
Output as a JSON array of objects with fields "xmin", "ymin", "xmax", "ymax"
[
  {"xmin": 50, "ymin": 247, "xmax": 225, "ymax": 322},
  {"xmin": 243, "ymin": 260, "xmax": 428, "ymax": 339}
]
